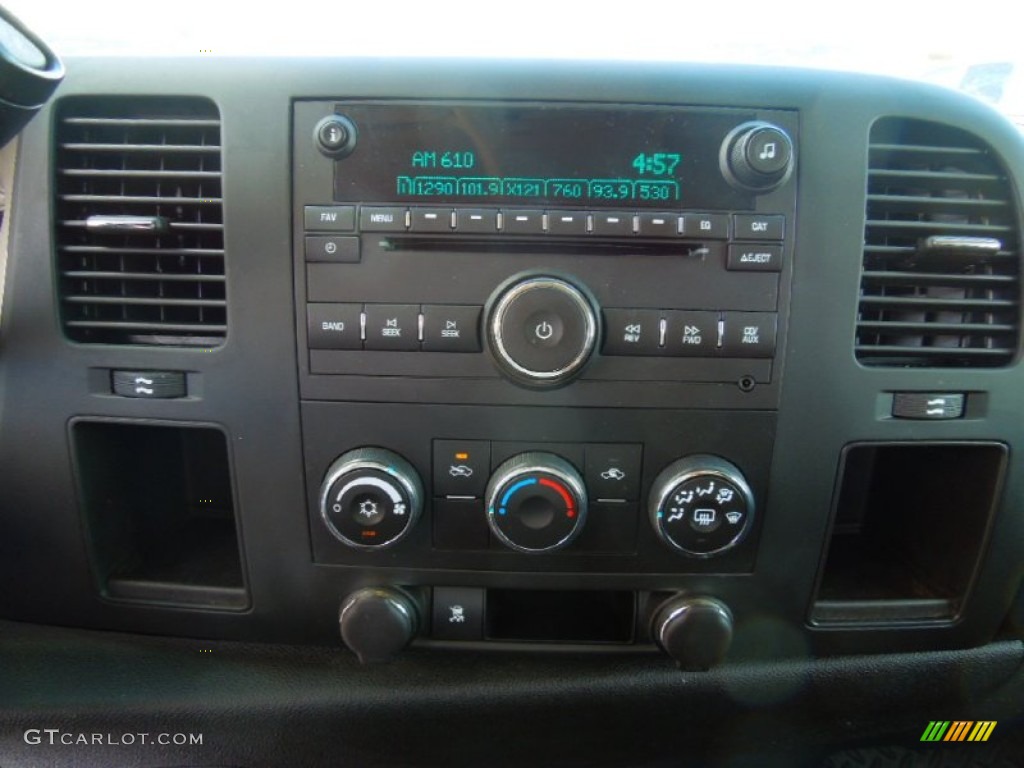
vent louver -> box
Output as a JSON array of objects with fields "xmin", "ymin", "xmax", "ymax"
[
  {"xmin": 55, "ymin": 97, "xmax": 226, "ymax": 346},
  {"xmin": 856, "ymin": 118, "xmax": 1020, "ymax": 367}
]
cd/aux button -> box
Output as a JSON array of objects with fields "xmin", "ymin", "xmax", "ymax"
[{"xmin": 721, "ymin": 312, "xmax": 777, "ymax": 357}]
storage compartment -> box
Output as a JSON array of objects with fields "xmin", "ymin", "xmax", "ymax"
[
  {"xmin": 811, "ymin": 443, "xmax": 1005, "ymax": 624},
  {"xmin": 73, "ymin": 421, "xmax": 247, "ymax": 609},
  {"xmin": 485, "ymin": 589, "xmax": 635, "ymax": 643}
]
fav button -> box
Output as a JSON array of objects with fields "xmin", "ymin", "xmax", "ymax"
[{"xmin": 304, "ymin": 205, "xmax": 356, "ymax": 232}]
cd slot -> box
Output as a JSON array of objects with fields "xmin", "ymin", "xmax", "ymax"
[{"xmin": 378, "ymin": 235, "xmax": 718, "ymax": 258}]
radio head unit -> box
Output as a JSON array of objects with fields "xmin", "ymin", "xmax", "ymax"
[{"xmin": 292, "ymin": 100, "xmax": 797, "ymax": 408}]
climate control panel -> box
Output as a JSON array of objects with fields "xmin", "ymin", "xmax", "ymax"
[{"xmin": 305, "ymin": 401, "xmax": 772, "ymax": 575}]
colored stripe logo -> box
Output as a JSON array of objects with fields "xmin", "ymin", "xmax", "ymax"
[{"xmin": 920, "ymin": 721, "xmax": 996, "ymax": 742}]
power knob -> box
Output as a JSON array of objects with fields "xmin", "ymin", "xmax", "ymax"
[
  {"xmin": 486, "ymin": 275, "xmax": 599, "ymax": 388},
  {"xmin": 721, "ymin": 121, "xmax": 794, "ymax": 192}
]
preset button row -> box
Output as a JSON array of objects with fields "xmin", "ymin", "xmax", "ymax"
[
  {"xmin": 353, "ymin": 205, "xmax": 784, "ymax": 241},
  {"xmin": 308, "ymin": 303, "xmax": 481, "ymax": 352}
]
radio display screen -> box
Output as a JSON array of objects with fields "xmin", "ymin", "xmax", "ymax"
[{"xmin": 332, "ymin": 103, "xmax": 755, "ymax": 210}]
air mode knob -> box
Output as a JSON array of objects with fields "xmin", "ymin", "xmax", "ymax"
[
  {"xmin": 649, "ymin": 455, "xmax": 755, "ymax": 557},
  {"xmin": 721, "ymin": 121, "xmax": 794, "ymax": 192},
  {"xmin": 485, "ymin": 452, "xmax": 588, "ymax": 553},
  {"xmin": 319, "ymin": 447, "xmax": 423, "ymax": 549}
]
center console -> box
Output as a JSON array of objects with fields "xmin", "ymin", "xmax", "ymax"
[{"xmin": 291, "ymin": 100, "xmax": 798, "ymax": 664}]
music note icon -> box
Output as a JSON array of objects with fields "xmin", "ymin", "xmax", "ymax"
[{"xmin": 758, "ymin": 142, "xmax": 777, "ymax": 161}]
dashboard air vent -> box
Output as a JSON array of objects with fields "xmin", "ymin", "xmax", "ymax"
[
  {"xmin": 55, "ymin": 97, "xmax": 225, "ymax": 346},
  {"xmin": 856, "ymin": 117, "xmax": 1020, "ymax": 367}
]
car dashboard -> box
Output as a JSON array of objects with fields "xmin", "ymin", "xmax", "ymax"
[{"xmin": 1, "ymin": 56, "xmax": 1023, "ymax": 767}]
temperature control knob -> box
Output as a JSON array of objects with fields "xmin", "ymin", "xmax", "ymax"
[
  {"xmin": 721, "ymin": 121, "xmax": 794, "ymax": 192},
  {"xmin": 649, "ymin": 455, "xmax": 754, "ymax": 557},
  {"xmin": 485, "ymin": 452, "xmax": 587, "ymax": 553},
  {"xmin": 319, "ymin": 447, "xmax": 423, "ymax": 550}
]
